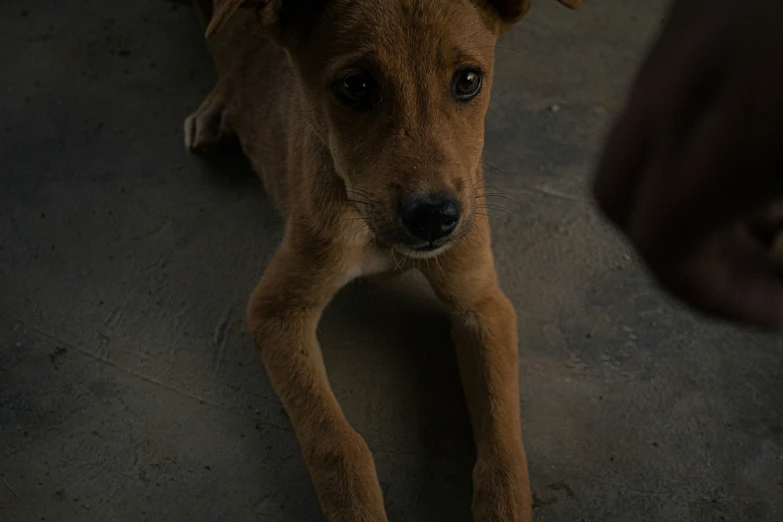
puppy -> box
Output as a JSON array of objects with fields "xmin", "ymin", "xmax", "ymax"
[{"xmin": 184, "ymin": 1, "xmax": 580, "ymax": 520}]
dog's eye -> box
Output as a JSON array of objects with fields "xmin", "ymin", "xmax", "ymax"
[
  {"xmin": 452, "ymin": 68, "xmax": 482, "ymax": 102},
  {"xmin": 333, "ymin": 72, "xmax": 381, "ymax": 111}
]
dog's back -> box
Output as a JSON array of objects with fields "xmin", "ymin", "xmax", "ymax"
[
  {"xmin": 209, "ymin": 8, "xmax": 299, "ymax": 212},
  {"xmin": 180, "ymin": 0, "xmax": 298, "ymax": 211}
]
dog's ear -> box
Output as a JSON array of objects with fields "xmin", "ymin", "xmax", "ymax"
[
  {"xmin": 484, "ymin": 0, "xmax": 582, "ymax": 32},
  {"xmin": 206, "ymin": 0, "xmax": 326, "ymax": 44},
  {"xmin": 206, "ymin": 0, "xmax": 258, "ymax": 39}
]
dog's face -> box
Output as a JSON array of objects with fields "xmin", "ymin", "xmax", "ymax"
[
  {"xmin": 209, "ymin": 0, "xmax": 580, "ymax": 256},
  {"xmin": 294, "ymin": 0, "xmax": 498, "ymax": 257}
]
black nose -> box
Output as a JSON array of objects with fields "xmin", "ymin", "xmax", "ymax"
[{"xmin": 400, "ymin": 193, "xmax": 461, "ymax": 242}]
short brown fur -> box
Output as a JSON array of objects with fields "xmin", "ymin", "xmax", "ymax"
[{"xmin": 183, "ymin": 0, "xmax": 580, "ymax": 520}]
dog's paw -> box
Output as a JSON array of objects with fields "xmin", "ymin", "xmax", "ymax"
[
  {"xmin": 472, "ymin": 458, "xmax": 533, "ymax": 522},
  {"xmin": 183, "ymin": 106, "xmax": 231, "ymax": 154},
  {"xmin": 304, "ymin": 429, "xmax": 389, "ymax": 522}
]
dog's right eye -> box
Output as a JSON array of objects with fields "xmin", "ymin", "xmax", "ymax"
[{"xmin": 333, "ymin": 73, "xmax": 381, "ymax": 111}]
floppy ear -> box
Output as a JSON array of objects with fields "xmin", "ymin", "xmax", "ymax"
[
  {"xmin": 205, "ymin": 0, "xmax": 325, "ymax": 44},
  {"xmin": 487, "ymin": 0, "xmax": 582, "ymax": 32},
  {"xmin": 205, "ymin": 0, "xmax": 279, "ymax": 39}
]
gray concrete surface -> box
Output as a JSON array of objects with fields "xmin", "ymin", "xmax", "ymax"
[{"xmin": 1, "ymin": 1, "xmax": 782, "ymax": 521}]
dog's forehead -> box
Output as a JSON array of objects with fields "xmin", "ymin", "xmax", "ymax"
[{"xmin": 318, "ymin": 0, "xmax": 495, "ymax": 66}]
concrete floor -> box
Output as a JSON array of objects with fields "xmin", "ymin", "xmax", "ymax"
[{"xmin": 1, "ymin": 1, "xmax": 782, "ymax": 521}]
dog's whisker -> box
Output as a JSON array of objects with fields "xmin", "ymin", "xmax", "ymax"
[
  {"xmin": 476, "ymin": 193, "xmax": 522, "ymax": 207},
  {"xmin": 390, "ymin": 248, "xmax": 404, "ymax": 273},
  {"xmin": 349, "ymin": 223, "xmax": 370, "ymax": 243},
  {"xmin": 474, "ymin": 172, "xmax": 499, "ymax": 185},
  {"xmin": 473, "ymin": 212, "xmax": 508, "ymax": 226},
  {"xmin": 475, "ymin": 202, "xmax": 515, "ymax": 211},
  {"xmin": 479, "ymin": 163, "xmax": 509, "ymax": 175},
  {"xmin": 474, "ymin": 170, "xmax": 507, "ymax": 186},
  {"xmin": 478, "ymin": 186, "xmax": 505, "ymax": 197},
  {"xmin": 495, "ymin": 46, "xmax": 528, "ymax": 57},
  {"xmin": 344, "ymin": 188, "xmax": 374, "ymax": 199},
  {"xmin": 345, "ymin": 187, "xmax": 371, "ymax": 194},
  {"xmin": 474, "ymin": 182, "xmax": 506, "ymax": 194},
  {"xmin": 466, "ymin": 226, "xmax": 481, "ymax": 249},
  {"xmin": 479, "ymin": 161, "xmax": 511, "ymax": 176},
  {"xmin": 486, "ymin": 106, "xmax": 506, "ymax": 146},
  {"xmin": 348, "ymin": 194, "xmax": 372, "ymax": 202},
  {"xmin": 435, "ymin": 254, "xmax": 446, "ymax": 278},
  {"xmin": 475, "ymin": 204, "xmax": 522, "ymax": 219},
  {"xmin": 489, "ymin": 85, "xmax": 515, "ymax": 105}
]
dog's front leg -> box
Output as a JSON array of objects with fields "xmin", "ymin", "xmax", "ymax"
[
  {"xmin": 247, "ymin": 240, "xmax": 388, "ymax": 522},
  {"xmin": 425, "ymin": 241, "xmax": 531, "ymax": 522}
]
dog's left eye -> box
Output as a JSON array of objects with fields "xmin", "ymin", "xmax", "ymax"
[
  {"xmin": 333, "ymin": 72, "xmax": 382, "ymax": 111},
  {"xmin": 452, "ymin": 67, "xmax": 482, "ymax": 102}
]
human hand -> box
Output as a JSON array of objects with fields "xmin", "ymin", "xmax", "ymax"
[{"xmin": 593, "ymin": 0, "xmax": 783, "ymax": 328}]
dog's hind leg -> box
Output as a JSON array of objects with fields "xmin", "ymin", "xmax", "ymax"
[
  {"xmin": 184, "ymin": 83, "xmax": 232, "ymax": 153},
  {"xmin": 246, "ymin": 239, "xmax": 388, "ymax": 522}
]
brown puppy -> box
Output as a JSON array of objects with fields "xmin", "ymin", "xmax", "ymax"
[{"xmin": 184, "ymin": 0, "xmax": 580, "ymax": 520}]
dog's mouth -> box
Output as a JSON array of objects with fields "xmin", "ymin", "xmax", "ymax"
[
  {"xmin": 365, "ymin": 222, "xmax": 457, "ymax": 258},
  {"xmin": 381, "ymin": 217, "xmax": 473, "ymax": 259},
  {"xmin": 413, "ymin": 242, "xmax": 442, "ymax": 252},
  {"xmin": 393, "ymin": 239, "xmax": 452, "ymax": 259}
]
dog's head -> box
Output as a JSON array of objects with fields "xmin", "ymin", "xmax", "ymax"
[{"xmin": 209, "ymin": 0, "xmax": 580, "ymax": 256}]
